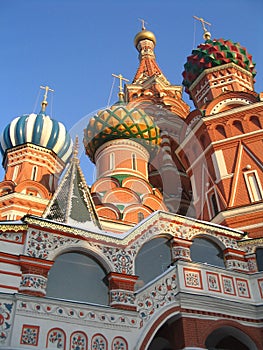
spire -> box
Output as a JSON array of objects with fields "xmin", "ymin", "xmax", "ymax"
[
  {"xmin": 112, "ymin": 73, "xmax": 129, "ymax": 102},
  {"xmin": 43, "ymin": 148, "xmax": 101, "ymax": 230},
  {"xmin": 40, "ymin": 85, "xmax": 54, "ymax": 113},
  {"xmin": 193, "ymin": 15, "xmax": 212, "ymax": 41},
  {"xmin": 132, "ymin": 23, "xmax": 169, "ymax": 85}
]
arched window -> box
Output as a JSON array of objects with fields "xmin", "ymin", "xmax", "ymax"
[
  {"xmin": 233, "ymin": 120, "xmax": 244, "ymax": 134},
  {"xmin": 256, "ymin": 248, "xmax": 263, "ymax": 271},
  {"xmin": 49, "ymin": 174, "xmax": 53, "ymax": 191},
  {"xmin": 46, "ymin": 252, "xmax": 108, "ymax": 305},
  {"xmin": 132, "ymin": 153, "xmax": 137, "ymax": 170},
  {"xmin": 215, "ymin": 124, "xmax": 227, "ymax": 138},
  {"xmin": 190, "ymin": 237, "xmax": 225, "ymax": 267},
  {"xmin": 135, "ymin": 237, "xmax": 171, "ymax": 289},
  {"xmin": 31, "ymin": 166, "xmax": 38, "ymax": 181},
  {"xmin": 109, "ymin": 152, "xmax": 115, "ymax": 170},
  {"xmin": 250, "ymin": 116, "xmax": 261, "ymax": 129},
  {"xmin": 244, "ymin": 171, "xmax": 263, "ymax": 202},
  {"xmin": 210, "ymin": 192, "xmax": 219, "ymax": 216},
  {"xmin": 137, "ymin": 212, "xmax": 144, "ymax": 222},
  {"xmin": 12, "ymin": 165, "xmax": 19, "ymax": 182}
]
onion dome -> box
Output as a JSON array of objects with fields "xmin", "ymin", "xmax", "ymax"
[
  {"xmin": 84, "ymin": 102, "xmax": 160, "ymax": 163},
  {"xmin": 182, "ymin": 38, "xmax": 256, "ymax": 93},
  {"xmin": 134, "ymin": 28, "xmax": 156, "ymax": 49},
  {"xmin": 0, "ymin": 111, "xmax": 73, "ymax": 163}
]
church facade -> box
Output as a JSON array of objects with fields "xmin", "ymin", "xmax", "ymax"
[{"xmin": 0, "ymin": 22, "xmax": 262, "ymax": 350}]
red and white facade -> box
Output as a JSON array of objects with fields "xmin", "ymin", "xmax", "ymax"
[{"xmin": 0, "ymin": 26, "xmax": 263, "ymax": 350}]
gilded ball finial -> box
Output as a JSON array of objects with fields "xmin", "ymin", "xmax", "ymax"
[{"xmin": 134, "ymin": 19, "xmax": 156, "ymax": 49}]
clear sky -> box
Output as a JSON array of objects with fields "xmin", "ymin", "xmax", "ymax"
[{"xmin": 0, "ymin": 0, "xmax": 263, "ymax": 183}]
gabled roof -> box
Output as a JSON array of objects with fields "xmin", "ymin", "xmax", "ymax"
[{"xmin": 43, "ymin": 142, "xmax": 101, "ymax": 230}]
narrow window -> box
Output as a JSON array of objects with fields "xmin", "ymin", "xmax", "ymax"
[
  {"xmin": 207, "ymin": 190, "xmax": 220, "ymax": 218},
  {"xmin": 250, "ymin": 116, "xmax": 261, "ymax": 129},
  {"xmin": 233, "ymin": 120, "xmax": 244, "ymax": 134},
  {"xmin": 138, "ymin": 212, "xmax": 144, "ymax": 222},
  {"xmin": 245, "ymin": 171, "xmax": 263, "ymax": 202},
  {"xmin": 215, "ymin": 125, "xmax": 227, "ymax": 138},
  {"xmin": 132, "ymin": 153, "xmax": 137, "ymax": 170},
  {"xmin": 49, "ymin": 174, "xmax": 53, "ymax": 191},
  {"xmin": 109, "ymin": 152, "xmax": 115, "ymax": 170},
  {"xmin": 210, "ymin": 193, "xmax": 219, "ymax": 216},
  {"xmin": 12, "ymin": 165, "xmax": 19, "ymax": 182},
  {"xmin": 31, "ymin": 166, "xmax": 38, "ymax": 181}
]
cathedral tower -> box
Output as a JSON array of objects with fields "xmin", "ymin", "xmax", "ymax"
[
  {"xmin": 178, "ymin": 24, "xmax": 263, "ymax": 238},
  {"xmin": 0, "ymin": 87, "xmax": 73, "ymax": 220},
  {"xmin": 84, "ymin": 89, "xmax": 167, "ymax": 232},
  {"xmin": 125, "ymin": 25, "xmax": 194, "ymax": 216}
]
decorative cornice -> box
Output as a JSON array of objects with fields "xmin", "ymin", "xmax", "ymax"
[{"xmin": 0, "ymin": 223, "xmax": 27, "ymax": 232}]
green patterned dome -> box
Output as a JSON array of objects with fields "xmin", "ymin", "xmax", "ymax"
[
  {"xmin": 84, "ymin": 102, "xmax": 160, "ymax": 162},
  {"xmin": 182, "ymin": 38, "xmax": 256, "ymax": 94}
]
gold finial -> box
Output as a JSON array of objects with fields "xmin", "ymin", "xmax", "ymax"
[
  {"xmin": 112, "ymin": 73, "xmax": 129, "ymax": 101},
  {"xmin": 139, "ymin": 18, "xmax": 148, "ymax": 30},
  {"xmin": 193, "ymin": 15, "xmax": 212, "ymax": 40},
  {"xmin": 40, "ymin": 85, "xmax": 54, "ymax": 112}
]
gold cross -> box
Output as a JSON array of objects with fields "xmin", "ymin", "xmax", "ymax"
[
  {"xmin": 40, "ymin": 85, "xmax": 55, "ymax": 103},
  {"xmin": 139, "ymin": 18, "xmax": 148, "ymax": 30},
  {"xmin": 40, "ymin": 85, "xmax": 54, "ymax": 112},
  {"xmin": 193, "ymin": 15, "xmax": 211, "ymax": 33},
  {"xmin": 112, "ymin": 73, "xmax": 129, "ymax": 94}
]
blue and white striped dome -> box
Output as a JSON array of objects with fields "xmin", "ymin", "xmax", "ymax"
[{"xmin": 0, "ymin": 112, "xmax": 73, "ymax": 163}]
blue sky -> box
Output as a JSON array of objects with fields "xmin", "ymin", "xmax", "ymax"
[{"xmin": 0, "ymin": 0, "xmax": 263, "ymax": 183}]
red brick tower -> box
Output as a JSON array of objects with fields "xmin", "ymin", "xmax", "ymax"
[
  {"xmin": 178, "ymin": 25, "xmax": 263, "ymax": 238},
  {"xmin": 125, "ymin": 24, "xmax": 194, "ymax": 216},
  {"xmin": 0, "ymin": 88, "xmax": 73, "ymax": 220}
]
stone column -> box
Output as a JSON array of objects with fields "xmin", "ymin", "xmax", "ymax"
[
  {"xmin": 171, "ymin": 238, "xmax": 192, "ymax": 263},
  {"xmin": 19, "ymin": 255, "xmax": 53, "ymax": 297},
  {"xmin": 107, "ymin": 272, "xmax": 138, "ymax": 311},
  {"xmin": 223, "ymin": 248, "xmax": 248, "ymax": 272}
]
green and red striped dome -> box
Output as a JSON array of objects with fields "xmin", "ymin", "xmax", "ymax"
[{"xmin": 182, "ymin": 38, "xmax": 256, "ymax": 93}]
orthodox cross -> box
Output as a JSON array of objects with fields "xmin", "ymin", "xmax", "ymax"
[
  {"xmin": 139, "ymin": 18, "xmax": 148, "ymax": 30},
  {"xmin": 40, "ymin": 85, "xmax": 54, "ymax": 112},
  {"xmin": 40, "ymin": 85, "xmax": 54, "ymax": 103},
  {"xmin": 112, "ymin": 73, "xmax": 129, "ymax": 95},
  {"xmin": 193, "ymin": 15, "xmax": 211, "ymax": 33}
]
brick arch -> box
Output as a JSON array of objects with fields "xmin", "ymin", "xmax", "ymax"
[
  {"xmin": 136, "ymin": 306, "xmax": 180, "ymax": 350},
  {"xmin": 202, "ymin": 320, "xmax": 260, "ymax": 350},
  {"xmin": 205, "ymin": 91, "xmax": 257, "ymax": 116},
  {"xmin": 103, "ymin": 187, "xmax": 140, "ymax": 205},
  {"xmin": 123, "ymin": 204, "xmax": 152, "ymax": 224},
  {"xmin": 91, "ymin": 176, "xmax": 120, "ymax": 193},
  {"xmin": 16, "ymin": 180, "xmax": 50, "ymax": 198},
  {"xmin": 0, "ymin": 180, "xmax": 15, "ymax": 195},
  {"xmin": 96, "ymin": 204, "xmax": 121, "ymax": 220},
  {"xmin": 142, "ymin": 194, "xmax": 167, "ymax": 211}
]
